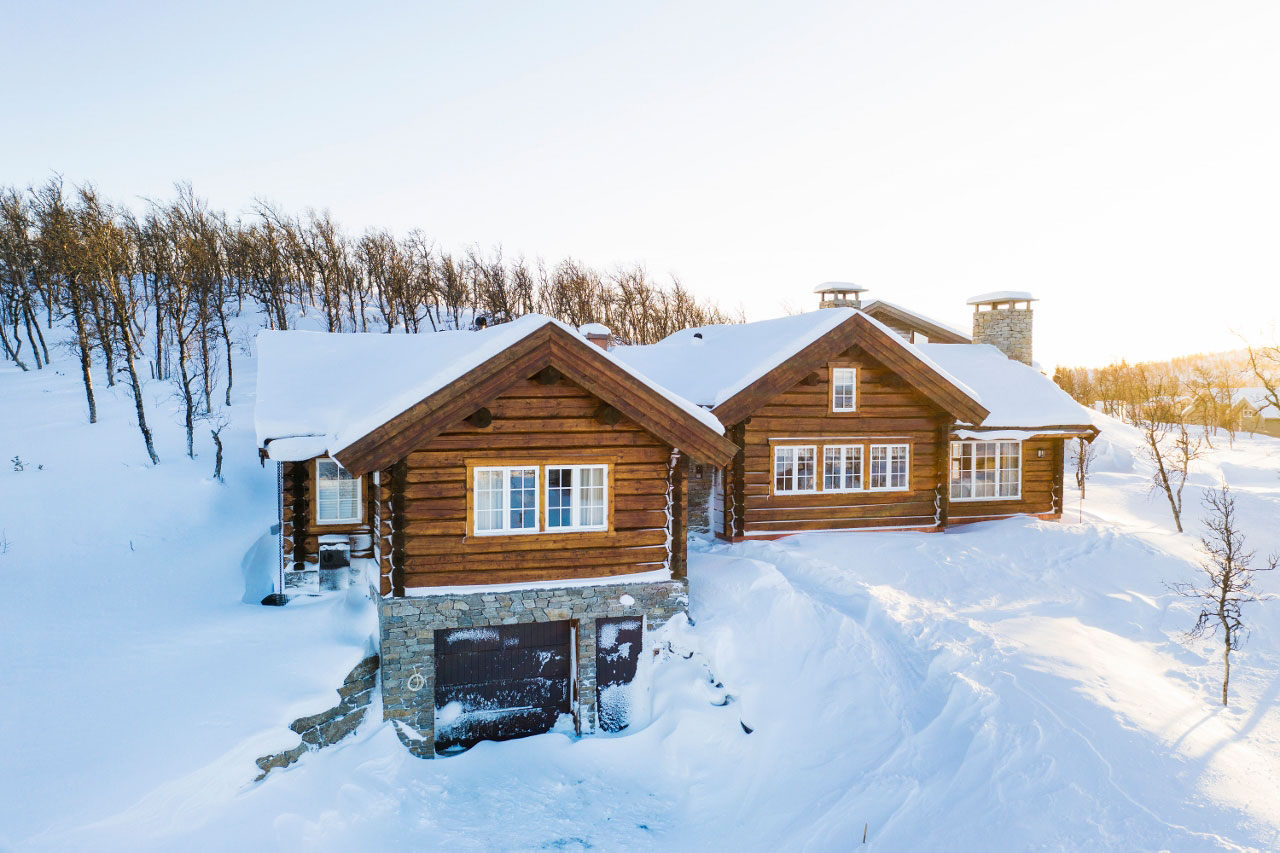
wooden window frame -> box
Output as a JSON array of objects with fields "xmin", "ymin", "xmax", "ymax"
[
  {"xmin": 949, "ymin": 440, "xmax": 1022, "ymax": 502},
  {"xmin": 772, "ymin": 444, "xmax": 818, "ymax": 495},
  {"xmin": 822, "ymin": 444, "xmax": 864, "ymax": 493},
  {"xmin": 471, "ymin": 464, "xmax": 542, "ymax": 537},
  {"xmin": 829, "ymin": 364, "xmax": 858, "ymax": 414},
  {"xmin": 544, "ymin": 464, "xmax": 610, "ymax": 533},
  {"xmin": 466, "ymin": 459, "xmax": 615, "ymax": 538},
  {"xmin": 868, "ymin": 443, "xmax": 910, "ymax": 492},
  {"xmin": 314, "ymin": 457, "xmax": 363, "ymax": 525}
]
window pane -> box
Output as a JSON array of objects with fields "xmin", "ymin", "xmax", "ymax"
[
  {"xmin": 845, "ymin": 446, "xmax": 862, "ymax": 490},
  {"xmin": 974, "ymin": 442, "xmax": 997, "ymax": 497},
  {"xmin": 823, "ymin": 447, "xmax": 843, "ymax": 490},
  {"xmin": 547, "ymin": 467, "xmax": 572, "ymax": 528},
  {"xmin": 578, "ymin": 466, "xmax": 606, "ymax": 527},
  {"xmin": 775, "ymin": 447, "xmax": 795, "ymax": 492},
  {"xmin": 890, "ymin": 445, "xmax": 908, "ymax": 489},
  {"xmin": 475, "ymin": 469, "xmax": 504, "ymax": 531},
  {"xmin": 509, "ymin": 468, "xmax": 538, "ymax": 529},
  {"xmin": 870, "ymin": 446, "xmax": 887, "ymax": 488},
  {"xmin": 998, "ymin": 442, "xmax": 1021, "ymax": 497},
  {"xmin": 832, "ymin": 368, "xmax": 856, "ymax": 411},
  {"xmin": 796, "ymin": 447, "xmax": 816, "ymax": 491}
]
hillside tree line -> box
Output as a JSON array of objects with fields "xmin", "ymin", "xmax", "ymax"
[{"xmin": 0, "ymin": 178, "xmax": 738, "ymax": 467}]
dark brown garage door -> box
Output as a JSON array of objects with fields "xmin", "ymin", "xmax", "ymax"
[
  {"xmin": 434, "ymin": 620, "xmax": 573, "ymax": 751},
  {"xmin": 596, "ymin": 616, "xmax": 643, "ymax": 732}
]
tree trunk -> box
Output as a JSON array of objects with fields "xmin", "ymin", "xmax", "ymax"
[
  {"xmin": 67, "ymin": 279, "xmax": 98, "ymax": 423},
  {"xmin": 21, "ymin": 304, "xmax": 42, "ymax": 369},
  {"xmin": 218, "ymin": 302, "xmax": 234, "ymax": 407},
  {"xmin": 176, "ymin": 333, "xmax": 196, "ymax": 458},
  {"xmin": 211, "ymin": 428, "xmax": 224, "ymax": 482},
  {"xmin": 27, "ymin": 300, "xmax": 50, "ymax": 364},
  {"xmin": 0, "ymin": 320, "xmax": 28, "ymax": 370},
  {"xmin": 110, "ymin": 279, "xmax": 159, "ymax": 465},
  {"xmin": 1222, "ymin": 641, "xmax": 1230, "ymax": 706}
]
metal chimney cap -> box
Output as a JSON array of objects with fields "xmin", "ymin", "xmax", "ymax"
[{"xmin": 813, "ymin": 281, "xmax": 868, "ymax": 294}]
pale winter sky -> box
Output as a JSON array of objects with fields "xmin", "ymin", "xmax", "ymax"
[{"xmin": 4, "ymin": 0, "xmax": 1279, "ymax": 369}]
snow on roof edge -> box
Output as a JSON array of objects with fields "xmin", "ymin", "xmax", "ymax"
[
  {"xmin": 255, "ymin": 316, "xmax": 725, "ymax": 461},
  {"xmin": 861, "ymin": 299, "xmax": 972, "ymax": 342},
  {"xmin": 857, "ymin": 312, "xmax": 985, "ymax": 411}
]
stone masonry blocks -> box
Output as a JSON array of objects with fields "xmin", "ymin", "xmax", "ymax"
[
  {"xmin": 972, "ymin": 307, "xmax": 1033, "ymax": 365},
  {"xmin": 379, "ymin": 578, "xmax": 689, "ymax": 757}
]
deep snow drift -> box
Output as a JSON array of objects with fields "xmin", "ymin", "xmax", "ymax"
[{"xmin": 2, "ymin": 337, "xmax": 1279, "ymax": 851}]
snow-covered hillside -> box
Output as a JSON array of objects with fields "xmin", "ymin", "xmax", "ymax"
[{"xmin": 2, "ymin": 338, "xmax": 1279, "ymax": 851}]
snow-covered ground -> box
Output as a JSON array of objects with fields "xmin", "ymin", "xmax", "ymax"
[{"xmin": 2, "ymin": 337, "xmax": 1279, "ymax": 851}]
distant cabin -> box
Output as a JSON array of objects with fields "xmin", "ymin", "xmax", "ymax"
[{"xmin": 613, "ymin": 290, "xmax": 1096, "ymax": 538}]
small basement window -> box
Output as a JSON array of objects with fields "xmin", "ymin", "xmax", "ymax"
[
  {"xmin": 950, "ymin": 440, "xmax": 1021, "ymax": 500},
  {"xmin": 316, "ymin": 458, "xmax": 362, "ymax": 524},
  {"xmin": 545, "ymin": 465, "xmax": 608, "ymax": 531},
  {"xmin": 474, "ymin": 466, "xmax": 540, "ymax": 535},
  {"xmin": 868, "ymin": 444, "xmax": 910, "ymax": 491},
  {"xmin": 774, "ymin": 445, "xmax": 817, "ymax": 493},
  {"xmin": 831, "ymin": 367, "xmax": 857, "ymax": 412}
]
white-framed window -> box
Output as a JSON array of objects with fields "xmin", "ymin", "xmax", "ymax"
[
  {"xmin": 950, "ymin": 440, "xmax": 1021, "ymax": 500},
  {"xmin": 316, "ymin": 458, "xmax": 362, "ymax": 524},
  {"xmin": 823, "ymin": 445, "xmax": 863, "ymax": 492},
  {"xmin": 774, "ymin": 445, "xmax": 817, "ymax": 493},
  {"xmin": 869, "ymin": 444, "xmax": 910, "ymax": 491},
  {"xmin": 545, "ymin": 464, "xmax": 608, "ymax": 531},
  {"xmin": 474, "ymin": 466, "xmax": 540, "ymax": 535},
  {"xmin": 831, "ymin": 367, "xmax": 857, "ymax": 412}
]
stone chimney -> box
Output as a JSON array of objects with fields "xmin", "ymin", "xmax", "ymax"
[
  {"xmin": 967, "ymin": 291, "xmax": 1036, "ymax": 365},
  {"xmin": 579, "ymin": 322, "xmax": 612, "ymax": 350},
  {"xmin": 814, "ymin": 282, "xmax": 867, "ymax": 310}
]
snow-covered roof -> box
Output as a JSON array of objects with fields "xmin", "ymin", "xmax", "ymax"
[
  {"xmin": 813, "ymin": 281, "xmax": 867, "ymax": 294},
  {"xmin": 612, "ymin": 310, "xmax": 857, "ymax": 409},
  {"xmin": 966, "ymin": 291, "xmax": 1037, "ymax": 305},
  {"xmin": 254, "ymin": 314, "xmax": 723, "ymax": 461},
  {"xmin": 860, "ymin": 299, "xmax": 972, "ymax": 342},
  {"xmin": 612, "ymin": 309, "xmax": 982, "ymax": 415},
  {"xmin": 916, "ymin": 343, "xmax": 1093, "ymax": 428},
  {"xmin": 578, "ymin": 322, "xmax": 610, "ymax": 336}
]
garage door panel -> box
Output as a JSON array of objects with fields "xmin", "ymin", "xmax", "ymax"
[{"xmin": 434, "ymin": 619, "xmax": 573, "ymax": 751}]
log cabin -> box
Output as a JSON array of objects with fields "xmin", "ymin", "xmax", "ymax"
[
  {"xmin": 254, "ymin": 315, "xmax": 737, "ymax": 755},
  {"xmin": 613, "ymin": 290, "xmax": 1098, "ymax": 539}
]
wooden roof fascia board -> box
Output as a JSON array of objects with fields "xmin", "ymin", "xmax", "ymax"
[
  {"xmin": 337, "ymin": 323, "xmax": 737, "ymax": 475},
  {"xmin": 711, "ymin": 320, "xmax": 859, "ymax": 426},
  {"xmin": 334, "ymin": 332, "xmax": 554, "ymax": 475},
  {"xmin": 853, "ymin": 315, "xmax": 990, "ymax": 425},
  {"xmin": 863, "ymin": 302, "xmax": 970, "ymax": 344},
  {"xmin": 545, "ymin": 332, "xmax": 739, "ymax": 466},
  {"xmin": 711, "ymin": 312, "xmax": 990, "ymax": 427}
]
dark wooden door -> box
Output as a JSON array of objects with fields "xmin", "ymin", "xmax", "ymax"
[
  {"xmin": 595, "ymin": 616, "xmax": 643, "ymax": 732},
  {"xmin": 434, "ymin": 620, "xmax": 573, "ymax": 751}
]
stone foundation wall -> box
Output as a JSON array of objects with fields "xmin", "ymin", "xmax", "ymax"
[
  {"xmin": 379, "ymin": 578, "xmax": 688, "ymax": 758},
  {"xmin": 685, "ymin": 458, "xmax": 714, "ymax": 534},
  {"xmin": 972, "ymin": 307, "xmax": 1033, "ymax": 365}
]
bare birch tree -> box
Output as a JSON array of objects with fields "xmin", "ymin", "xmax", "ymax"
[{"xmin": 1168, "ymin": 482, "xmax": 1276, "ymax": 706}]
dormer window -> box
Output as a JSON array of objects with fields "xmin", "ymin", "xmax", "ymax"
[{"xmin": 831, "ymin": 367, "xmax": 857, "ymax": 412}]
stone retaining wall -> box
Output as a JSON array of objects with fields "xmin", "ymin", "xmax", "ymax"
[
  {"xmin": 379, "ymin": 578, "xmax": 688, "ymax": 757},
  {"xmin": 254, "ymin": 653, "xmax": 379, "ymax": 780}
]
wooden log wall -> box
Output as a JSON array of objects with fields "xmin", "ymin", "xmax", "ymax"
[
  {"xmin": 737, "ymin": 348, "xmax": 952, "ymax": 536},
  {"xmin": 944, "ymin": 437, "xmax": 1065, "ymax": 524},
  {"xmin": 280, "ymin": 458, "xmax": 376, "ymax": 572},
  {"xmin": 380, "ymin": 378, "xmax": 681, "ymax": 590}
]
